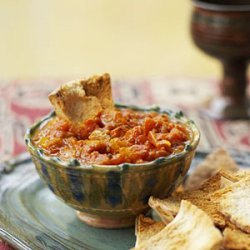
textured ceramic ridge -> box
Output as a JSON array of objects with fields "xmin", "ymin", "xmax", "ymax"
[{"xmin": 25, "ymin": 104, "xmax": 200, "ymax": 228}]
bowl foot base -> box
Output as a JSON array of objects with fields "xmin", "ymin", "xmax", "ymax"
[{"xmin": 76, "ymin": 211, "xmax": 135, "ymax": 229}]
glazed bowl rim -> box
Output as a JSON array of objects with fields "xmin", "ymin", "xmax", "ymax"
[
  {"xmin": 25, "ymin": 104, "xmax": 200, "ymax": 173},
  {"xmin": 192, "ymin": 0, "xmax": 250, "ymax": 12}
]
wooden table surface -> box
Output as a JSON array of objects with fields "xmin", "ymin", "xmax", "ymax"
[{"xmin": 0, "ymin": 0, "xmax": 220, "ymax": 80}]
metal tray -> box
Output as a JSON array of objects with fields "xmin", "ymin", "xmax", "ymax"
[{"xmin": 0, "ymin": 151, "xmax": 249, "ymax": 250}]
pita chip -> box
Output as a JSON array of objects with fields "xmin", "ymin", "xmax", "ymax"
[
  {"xmin": 48, "ymin": 73, "xmax": 114, "ymax": 123},
  {"xmin": 223, "ymin": 227, "xmax": 250, "ymax": 250},
  {"xmin": 149, "ymin": 196, "xmax": 179, "ymax": 225},
  {"xmin": 185, "ymin": 148, "xmax": 239, "ymax": 191},
  {"xmin": 135, "ymin": 215, "xmax": 165, "ymax": 247},
  {"xmin": 150, "ymin": 171, "xmax": 227, "ymax": 228},
  {"xmin": 133, "ymin": 200, "xmax": 222, "ymax": 250},
  {"xmin": 212, "ymin": 176, "xmax": 250, "ymax": 234}
]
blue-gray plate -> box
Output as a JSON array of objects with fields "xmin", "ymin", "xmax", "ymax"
[{"xmin": 0, "ymin": 151, "xmax": 249, "ymax": 250}]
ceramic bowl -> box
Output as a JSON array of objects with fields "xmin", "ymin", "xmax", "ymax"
[{"xmin": 25, "ymin": 104, "xmax": 200, "ymax": 229}]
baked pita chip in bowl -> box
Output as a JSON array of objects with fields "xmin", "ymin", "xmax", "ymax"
[{"xmin": 48, "ymin": 73, "xmax": 114, "ymax": 123}]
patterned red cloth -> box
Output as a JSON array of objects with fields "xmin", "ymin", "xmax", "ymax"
[
  {"xmin": 0, "ymin": 242, "xmax": 14, "ymax": 250},
  {"xmin": 0, "ymin": 77, "xmax": 249, "ymax": 248},
  {"xmin": 1, "ymin": 77, "xmax": 249, "ymax": 162}
]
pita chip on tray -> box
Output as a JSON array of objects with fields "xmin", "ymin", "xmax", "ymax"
[
  {"xmin": 185, "ymin": 148, "xmax": 239, "ymax": 191},
  {"xmin": 138, "ymin": 149, "xmax": 250, "ymax": 250},
  {"xmin": 132, "ymin": 149, "xmax": 250, "ymax": 250},
  {"xmin": 212, "ymin": 176, "xmax": 250, "ymax": 234},
  {"xmin": 223, "ymin": 227, "xmax": 250, "ymax": 250},
  {"xmin": 133, "ymin": 200, "xmax": 222, "ymax": 250},
  {"xmin": 134, "ymin": 215, "xmax": 165, "ymax": 247},
  {"xmin": 48, "ymin": 73, "xmax": 114, "ymax": 123},
  {"xmin": 149, "ymin": 171, "xmax": 229, "ymax": 228},
  {"xmin": 148, "ymin": 196, "xmax": 179, "ymax": 225}
]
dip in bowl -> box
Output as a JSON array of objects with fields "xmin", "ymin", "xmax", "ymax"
[{"xmin": 25, "ymin": 104, "xmax": 200, "ymax": 228}]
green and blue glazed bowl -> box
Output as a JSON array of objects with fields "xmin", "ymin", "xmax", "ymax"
[{"xmin": 25, "ymin": 104, "xmax": 200, "ymax": 229}]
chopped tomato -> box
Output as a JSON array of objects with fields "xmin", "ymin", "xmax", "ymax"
[
  {"xmin": 144, "ymin": 117, "xmax": 156, "ymax": 134},
  {"xmin": 33, "ymin": 108, "xmax": 191, "ymax": 165}
]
